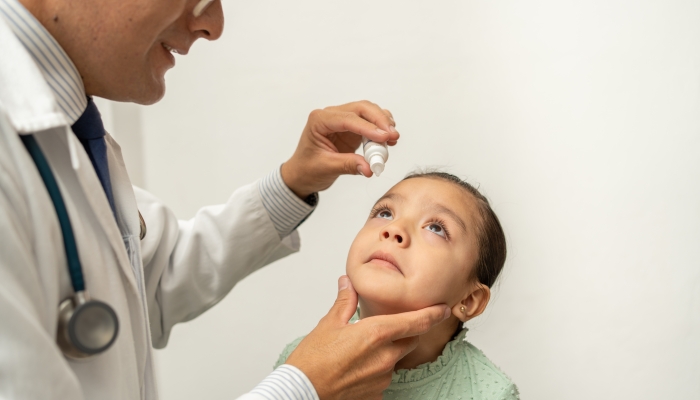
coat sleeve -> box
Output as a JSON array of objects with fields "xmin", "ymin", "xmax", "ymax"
[
  {"xmin": 135, "ymin": 179, "xmax": 302, "ymax": 349},
  {"xmin": 236, "ymin": 365, "xmax": 319, "ymax": 400}
]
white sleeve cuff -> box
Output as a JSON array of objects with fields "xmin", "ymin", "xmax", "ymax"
[
  {"xmin": 243, "ymin": 364, "xmax": 319, "ymax": 400},
  {"xmin": 258, "ymin": 166, "xmax": 316, "ymax": 238}
]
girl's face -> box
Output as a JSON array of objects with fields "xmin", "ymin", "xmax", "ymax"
[{"xmin": 346, "ymin": 178, "xmax": 481, "ymax": 315}]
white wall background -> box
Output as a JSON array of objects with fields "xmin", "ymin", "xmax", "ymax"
[{"xmin": 108, "ymin": 1, "xmax": 700, "ymax": 398}]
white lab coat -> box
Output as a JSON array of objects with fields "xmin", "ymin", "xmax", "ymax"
[{"xmin": 0, "ymin": 16, "xmax": 300, "ymax": 400}]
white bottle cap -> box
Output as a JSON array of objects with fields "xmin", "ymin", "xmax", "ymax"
[{"xmin": 369, "ymin": 154, "xmax": 385, "ymax": 176}]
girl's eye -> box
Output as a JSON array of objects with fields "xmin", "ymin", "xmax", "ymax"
[
  {"xmin": 425, "ymin": 223, "xmax": 446, "ymax": 238},
  {"xmin": 377, "ymin": 210, "xmax": 393, "ymax": 220}
]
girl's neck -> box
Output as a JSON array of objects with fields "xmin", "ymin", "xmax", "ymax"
[{"xmin": 358, "ymin": 298, "xmax": 461, "ymax": 371}]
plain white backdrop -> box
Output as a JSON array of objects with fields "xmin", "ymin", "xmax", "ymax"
[{"xmin": 98, "ymin": 0, "xmax": 700, "ymax": 398}]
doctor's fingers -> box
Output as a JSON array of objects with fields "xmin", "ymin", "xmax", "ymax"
[
  {"xmin": 366, "ymin": 304, "xmax": 451, "ymax": 342},
  {"xmin": 325, "ymin": 100, "xmax": 396, "ymax": 132},
  {"xmin": 392, "ymin": 335, "xmax": 421, "ymax": 361},
  {"xmin": 380, "ymin": 108, "xmax": 399, "ymax": 146},
  {"xmin": 326, "ymin": 275, "xmax": 359, "ymax": 325},
  {"xmin": 385, "ymin": 109, "xmax": 397, "ymax": 146},
  {"xmin": 379, "ymin": 107, "xmax": 394, "ymax": 120},
  {"xmin": 311, "ymin": 106, "xmax": 399, "ymax": 143}
]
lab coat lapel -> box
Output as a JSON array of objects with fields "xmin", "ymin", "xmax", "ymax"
[
  {"xmin": 105, "ymin": 133, "xmax": 141, "ymax": 243},
  {"xmin": 104, "ymin": 132, "xmax": 155, "ymax": 382}
]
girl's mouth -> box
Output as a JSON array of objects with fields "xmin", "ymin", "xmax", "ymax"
[{"xmin": 367, "ymin": 251, "xmax": 403, "ymax": 275}]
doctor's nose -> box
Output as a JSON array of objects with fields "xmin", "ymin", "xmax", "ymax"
[
  {"xmin": 380, "ymin": 224, "xmax": 410, "ymax": 247},
  {"xmin": 189, "ymin": 0, "xmax": 224, "ymax": 41}
]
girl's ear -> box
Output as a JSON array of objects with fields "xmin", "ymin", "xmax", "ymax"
[{"xmin": 451, "ymin": 283, "xmax": 491, "ymax": 322}]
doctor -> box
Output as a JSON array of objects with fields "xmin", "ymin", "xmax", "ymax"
[{"xmin": 0, "ymin": 0, "xmax": 451, "ymax": 398}]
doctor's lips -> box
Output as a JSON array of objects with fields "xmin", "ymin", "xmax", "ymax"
[{"xmin": 367, "ymin": 251, "xmax": 403, "ymax": 275}]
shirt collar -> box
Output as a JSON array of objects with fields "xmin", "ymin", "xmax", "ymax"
[{"xmin": 0, "ymin": 0, "xmax": 87, "ymax": 125}]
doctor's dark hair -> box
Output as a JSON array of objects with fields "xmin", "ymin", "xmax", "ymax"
[{"xmin": 402, "ymin": 171, "xmax": 507, "ymax": 288}]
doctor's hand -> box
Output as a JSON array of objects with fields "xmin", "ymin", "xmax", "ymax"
[
  {"xmin": 285, "ymin": 276, "xmax": 450, "ymax": 400},
  {"xmin": 281, "ymin": 100, "xmax": 399, "ymax": 199}
]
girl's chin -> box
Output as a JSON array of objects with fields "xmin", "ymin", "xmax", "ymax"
[
  {"xmin": 356, "ymin": 291, "xmax": 417, "ymax": 318},
  {"xmin": 354, "ymin": 280, "xmax": 445, "ymax": 317},
  {"xmin": 351, "ymin": 276, "xmax": 402, "ymax": 304},
  {"xmin": 349, "ymin": 270, "xmax": 423, "ymax": 315}
]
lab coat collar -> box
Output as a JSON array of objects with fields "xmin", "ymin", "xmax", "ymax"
[
  {"xmin": 0, "ymin": 13, "xmax": 67, "ymax": 134},
  {"xmin": 0, "ymin": 0, "xmax": 87, "ymax": 125},
  {"xmin": 0, "ymin": 15, "xmax": 83, "ymax": 169}
]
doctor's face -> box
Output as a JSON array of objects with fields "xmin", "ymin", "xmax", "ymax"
[
  {"xmin": 41, "ymin": 0, "xmax": 224, "ymax": 104},
  {"xmin": 346, "ymin": 178, "xmax": 481, "ymax": 316}
]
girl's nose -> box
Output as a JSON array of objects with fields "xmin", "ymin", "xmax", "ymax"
[{"xmin": 381, "ymin": 225, "xmax": 409, "ymax": 246}]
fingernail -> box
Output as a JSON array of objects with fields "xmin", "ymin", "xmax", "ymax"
[
  {"xmin": 376, "ymin": 128, "xmax": 388, "ymax": 135},
  {"xmin": 338, "ymin": 276, "xmax": 350, "ymax": 291},
  {"xmin": 443, "ymin": 307, "xmax": 451, "ymax": 320},
  {"xmin": 356, "ymin": 166, "xmax": 363, "ymax": 176},
  {"xmin": 389, "ymin": 126, "xmax": 397, "ymax": 133}
]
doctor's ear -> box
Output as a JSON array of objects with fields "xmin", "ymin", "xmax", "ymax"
[{"xmin": 451, "ymin": 284, "xmax": 490, "ymax": 323}]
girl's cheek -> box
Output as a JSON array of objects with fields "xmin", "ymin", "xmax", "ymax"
[{"xmin": 414, "ymin": 237, "xmax": 458, "ymax": 281}]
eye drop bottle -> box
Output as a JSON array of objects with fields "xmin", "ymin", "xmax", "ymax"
[{"xmin": 362, "ymin": 137, "xmax": 389, "ymax": 177}]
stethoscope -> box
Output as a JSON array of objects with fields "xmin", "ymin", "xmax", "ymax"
[{"xmin": 21, "ymin": 134, "xmax": 145, "ymax": 359}]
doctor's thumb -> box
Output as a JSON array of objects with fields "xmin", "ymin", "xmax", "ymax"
[
  {"xmin": 331, "ymin": 275, "xmax": 358, "ymax": 325},
  {"xmin": 329, "ymin": 153, "xmax": 369, "ymax": 177}
]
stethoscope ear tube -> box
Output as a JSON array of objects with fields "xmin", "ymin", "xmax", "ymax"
[{"xmin": 21, "ymin": 134, "xmax": 119, "ymax": 359}]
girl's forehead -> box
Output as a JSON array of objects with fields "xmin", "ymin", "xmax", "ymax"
[{"xmin": 388, "ymin": 177, "xmax": 467, "ymax": 200}]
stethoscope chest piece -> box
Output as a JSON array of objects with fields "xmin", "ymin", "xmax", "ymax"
[{"xmin": 57, "ymin": 291, "xmax": 119, "ymax": 359}]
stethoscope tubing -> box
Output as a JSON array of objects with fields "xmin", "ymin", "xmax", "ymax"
[{"xmin": 20, "ymin": 134, "xmax": 85, "ymax": 292}]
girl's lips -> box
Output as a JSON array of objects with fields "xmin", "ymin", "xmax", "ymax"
[{"xmin": 367, "ymin": 251, "xmax": 403, "ymax": 275}]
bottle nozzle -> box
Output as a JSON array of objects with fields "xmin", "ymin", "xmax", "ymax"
[{"xmin": 369, "ymin": 154, "xmax": 385, "ymax": 176}]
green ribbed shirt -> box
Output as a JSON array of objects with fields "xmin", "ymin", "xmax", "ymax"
[{"xmin": 274, "ymin": 311, "xmax": 519, "ymax": 400}]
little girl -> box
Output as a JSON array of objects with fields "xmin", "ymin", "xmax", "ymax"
[{"xmin": 276, "ymin": 171, "xmax": 519, "ymax": 400}]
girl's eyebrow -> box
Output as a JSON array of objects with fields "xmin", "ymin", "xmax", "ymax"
[{"xmin": 373, "ymin": 192, "xmax": 402, "ymax": 205}]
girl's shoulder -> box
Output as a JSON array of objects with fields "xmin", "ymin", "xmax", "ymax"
[
  {"xmin": 386, "ymin": 329, "xmax": 519, "ymax": 400},
  {"xmin": 274, "ymin": 335, "xmax": 306, "ymax": 369},
  {"xmin": 461, "ymin": 340, "xmax": 519, "ymax": 398}
]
